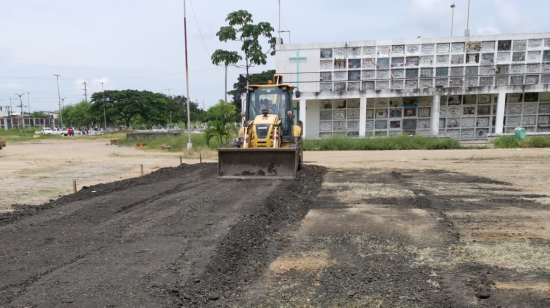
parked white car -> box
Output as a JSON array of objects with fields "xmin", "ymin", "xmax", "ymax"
[{"xmin": 35, "ymin": 127, "xmax": 53, "ymax": 134}]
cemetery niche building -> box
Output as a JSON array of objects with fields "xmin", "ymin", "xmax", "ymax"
[{"xmin": 274, "ymin": 33, "xmax": 550, "ymax": 140}]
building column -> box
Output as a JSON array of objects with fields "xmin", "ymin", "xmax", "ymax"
[
  {"xmin": 431, "ymin": 95, "xmax": 441, "ymax": 136},
  {"xmin": 299, "ymin": 98, "xmax": 307, "ymax": 138},
  {"xmin": 495, "ymin": 91, "xmax": 506, "ymax": 134},
  {"xmin": 359, "ymin": 96, "xmax": 367, "ymax": 137}
]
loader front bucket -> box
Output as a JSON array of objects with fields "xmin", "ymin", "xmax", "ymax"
[{"xmin": 218, "ymin": 148, "xmax": 298, "ymax": 179}]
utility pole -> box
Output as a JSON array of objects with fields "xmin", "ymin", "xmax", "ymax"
[
  {"xmin": 82, "ymin": 81, "xmax": 88, "ymax": 102},
  {"xmin": 224, "ymin": 65, "xmax": 228, "ymax": 103},
  {"xmin": 26, "ymin": 92, "xmax": 31, "ymax": 127},
  {"xmin": 183, "ymin": 0, "xmax": 192, "ymax": 149},
  {"xmin": 15, "ymin": 93, "xmax": 25, "ymax": 128},
  {"xmin": 9, "ymin": 98, "xmax": 14, "ymax": 117},
  {"xmin": 101, "ymin": 82, "xmax": 106, "ymax": 130},
  {"xmin": 54, "ymin": 74, "xmax": 63, "ymax": 128},
  {"xmin": 26, "ymin": 92, "xmax": 31, "ymax": 117},
  {"xmin": 8, "ymin": 98, "xmax": 14, "ymax": 129},
  {"xmin": 165, "ymin": 89, "xmax": 173, "ymax": 129}
]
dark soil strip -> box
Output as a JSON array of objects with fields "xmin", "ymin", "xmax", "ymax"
[{"xmin": 176, "ymin": 165, "xmax": 327, "ymax": 307}]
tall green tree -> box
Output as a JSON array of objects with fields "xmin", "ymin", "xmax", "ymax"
[
  {"xmin": 90, "ymin": 90, "xmax": 168, "ymax": 127},
  {"xmin": 211, "ymin": 10, "xmax": 277, "ymax": 78},
  {"xmin": 167, "ymin": 95, "xmax": 206, "ymax": 125},
  {"xmin": 60, "ymin": 101, "xmax": 95, "ymax": 127}
]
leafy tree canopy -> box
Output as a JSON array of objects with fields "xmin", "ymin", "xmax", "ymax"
[
  {"xmin": 90, "ymin": 90, "xmax": 168, "ymax": 127},
  {"xmin": 89, "ymin": 90, "xmax": 207, "ymax": 128},
  {"xmin": 204, "ymin": 100, "xmax": 238, "ymax": 123},
  {"xmin": 60, "ymin": 101, "xmax": 95, "ymax": 127},
  {"xmin": 211, "ymin": 10, "xmax": 277, "ymax": 76}
]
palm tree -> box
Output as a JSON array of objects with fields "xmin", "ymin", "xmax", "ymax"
[{"xmin": 204, "ymin": 118, "xmax": 236, "ymax": 147}]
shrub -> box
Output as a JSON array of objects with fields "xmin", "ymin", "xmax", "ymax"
[
  {"xmin": 303, "ymin": 136, "xmax": 461, "ymax": 151},
  {"xmin": 492, "ymin": 135, "xmax": 550, "ymax": 148},
  {"xmin": 492, "ymin": 136, "xmax": 523, "ymax": 148}
]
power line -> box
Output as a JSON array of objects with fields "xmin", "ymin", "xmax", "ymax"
[
  {"xmin": 280, "ymin": 0, "xmax": 289, "ymax": 31},
  {"xmin": 189, "ymin": 0, "xmax": 210, "ymax": 56}
]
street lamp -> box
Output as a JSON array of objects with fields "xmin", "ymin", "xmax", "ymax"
[
  {"xmin": 15, "ymin": 93, "xmax": 25, "ymax": 128},
  {"xmin": 450, "ymin": 4, "xmax": 455, "ymax": 37}
]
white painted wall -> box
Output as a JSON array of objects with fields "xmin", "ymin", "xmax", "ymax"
[
  {"xmin": 305, "ymin": 100, "xmax": 320, "ymax": 138},
  {"xmin": 0, "ymin": 107, "xmax": 8, "ymax": 118},
  {"xmin": 276, "ymin": 48, "xmax": 320, "ymax": 93}
]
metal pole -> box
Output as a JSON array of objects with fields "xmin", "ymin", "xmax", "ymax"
[
  {"xmin": 450, "ymin": 4, "xmax": 455, "ymax": 37},
  {"xmin": 54, "ymin": 74, "xmax": 63, "ymax": 128},
  {"xmin": 165, "ymin": 88, "xmax": 172, "ymax": 129},
  {"xmin": 82, "ymin": 81, "xmax": 88, "ymax": 102},
  {"xmin": 465, "ymin": 0, "xmax": 471, "ymax": 36},
  {"xmin": 278, "ymin": 0, "xmax": 281, "ymax": 39},
  {"xmin": 15, "ymin": 93, "xmax": 24, "ymax": 128},
  {"xmin": 183, "ymin": 0, "xmax": 192, "ymax": 149},
  {"xmin": 225, "ymin": 65, "xmax": 228, "ymax": 102},
  {"xmin": 8, "ymin": 98, "xmax": 13, "ymax": 129},
  {"xmin": 101, "ymin": 82, "xmax": 106, "ymax": 130},
  {"xmin": 467, "ymin": 0, "xmax": 470, "ymax": 31},
  {"xmin": 26, "ymin": 92, "xmax": 31, "ymax": 116}
]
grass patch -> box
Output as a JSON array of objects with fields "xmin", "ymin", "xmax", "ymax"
[
  {"xmin": 409, "ymin": 238, "xmax": 550, "ymax": 272},
  {"xmin": 0, "ymin": 127, "xmax": 60, "ymax": 143},
  {"xmin": 452, "ymin": 239, "xmax": 550, "ymax": 271},
  {"xmin": 323, "ymin": 182, "xmax": 414, "ymax": 202},
  {"xmin": 492, "ymin": 135, "xmax": 550, "ymax": 148},
  {"xmin": 304, "ymin": 136, "xmax": 461, "ymax": 151},
  {"xmin": 116, "ymin": 132, "xmax": 226, "ymax": 154}
]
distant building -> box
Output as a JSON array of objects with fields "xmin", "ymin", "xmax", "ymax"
[
  {"xmin": 275, "ymin": 33, "xmax": 550, "ymax": 140},
  {"xmin": 0, "ymin": 106, "xmax": 8, "ymax": 118},
  {"xmin": 43, "ymin": 111, "xmax": 59, "ymax": 119},
  {"xmin": 0, "ymin": 109, "xmax": 58, "ymax": 129}
]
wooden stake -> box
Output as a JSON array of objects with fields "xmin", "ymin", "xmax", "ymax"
[
  {"xmin": 180, "ymin": 156, "xmax": 182, "ymax": 165},
  {"xmin": 141, "ymin": 164, "xmax": 144, "ymax": 176},
  {"xmin": 200, "ymin": 153, "xmax": 202, "ymax": 164},
  {"xmin": 73, "ymin": 180, "xmax": 77, "ymax": 194}
]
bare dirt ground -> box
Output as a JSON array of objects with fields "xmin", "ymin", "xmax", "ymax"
[
  {"xmin": 0, "ymin": 139, "xmax": 197, "ymax": 212},
  {"xmin": 1, "ymin": 140, "xmax": 550, "ymax": 307}
]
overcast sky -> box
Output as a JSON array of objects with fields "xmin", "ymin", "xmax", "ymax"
[{"xmin": 1, "ymin": 0, "xmax": 549, "ymax": 112}]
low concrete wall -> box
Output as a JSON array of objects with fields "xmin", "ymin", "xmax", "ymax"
[{"xmin": 126, "ymin": 132, "xmax": 181, "ymax": 140}]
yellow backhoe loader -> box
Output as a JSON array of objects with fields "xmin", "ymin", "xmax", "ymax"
[{"xmin": 218, "ymin": 74, "xmax": 303, "ymax": 179}]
